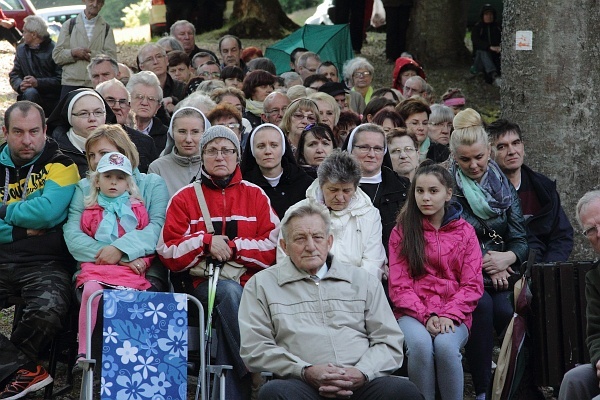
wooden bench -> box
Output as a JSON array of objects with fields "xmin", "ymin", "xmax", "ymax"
[{"xmin": 529, "ymin": 261, "xmax": 597, "ymax": 388}]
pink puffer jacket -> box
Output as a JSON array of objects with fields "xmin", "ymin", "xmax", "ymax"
[{"xmin": 388, "ymin": 206, "xmax": 483, "ymax": 330}]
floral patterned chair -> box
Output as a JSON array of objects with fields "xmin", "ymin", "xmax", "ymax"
[{"xmin": 78, "ymin": 289, "xmax": 208, "ymax": 400}]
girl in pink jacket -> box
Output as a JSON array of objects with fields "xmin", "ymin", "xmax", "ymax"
[
  {"xmin": 74, "ymin": 152, "xmax": 152, "ymax": 368},
  {"xmin": 389, "ymin": 162, "xmax": 483, "ymax": 400}
]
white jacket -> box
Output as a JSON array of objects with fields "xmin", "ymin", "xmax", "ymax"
[{"xmin": 277, "ymin": 180, "xmax": 387, "ymax": 280}]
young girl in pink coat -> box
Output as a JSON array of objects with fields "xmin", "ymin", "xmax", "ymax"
[
  {"xmin": 74, "ymin": 152, "xmax": 152, "ymax": 365},
  {"xmin": 389, "ymin": 161, "xmax": 484, "ymax": 400}
]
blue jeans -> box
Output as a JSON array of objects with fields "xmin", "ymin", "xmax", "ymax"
[
  {"xmin": 192, "ymin": 279, "xmax": 249, "ymax": 400},
  {"xmin": 473, "ymin": 49, "xmax": 501, "ymax": 74},
  {"xmin": 465, "ymin": 289, "xmax": 514, "ymax": 396},
  {"xmin": 398, "ymin": 316, "xmax": 468, "ymax": 400}
]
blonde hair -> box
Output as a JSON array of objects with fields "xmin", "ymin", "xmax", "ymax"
[
  {"xmin": 84, "ymin": 171, "xmax": 142, "ymax": 208},
  {"xmin": 85, "ymin": 125, "xmax": 140, "ymax": 169},
  {"xmin": 449, "ymin": 108, "xmax": 488, "ymax": 154}
]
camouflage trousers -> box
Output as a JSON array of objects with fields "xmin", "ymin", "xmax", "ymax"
[{"xmin": 0, "ymin": 261, "xmax": 71, "ymax": 383}]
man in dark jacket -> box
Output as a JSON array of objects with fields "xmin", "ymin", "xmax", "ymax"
[
  {"xmin": 489, "ymin": 119, "xmax": 574, "ymax": 262},
  {"xmin": 9, "ymin": 15, "xmax": 62, "ymax": 116},
  {"xmin": 0, "ymin": 101, "xmax": 79, "ymax": 399},
  {"xmin": 137, "ymin": 43, "xmax": 186, "ymax": 126},
  {"xmin": 96, "ymin": 79, "xmax": 159, "ymax": 172},
  {"xmin": 471, "ymin": 4, "xmax": 502, "ymax": 85}
]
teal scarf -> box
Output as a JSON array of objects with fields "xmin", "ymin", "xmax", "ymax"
[
  {"xmin": 419, "ymin": 137, "xmax": 431, "ymax": 162},
  {"xmin": 457, "ymin": 168, "xmax": 497, "ymax": 219},
  {"xmin": 95, "ymin": 192, "xmax": 138, "ymax": 243},
  {"xmin": 452, "ymin": 159, "xmax": 513, "ymax": 219}
]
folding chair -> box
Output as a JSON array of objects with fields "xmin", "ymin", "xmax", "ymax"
[{"xmin": 79, "ymin": 289, "xmax": 209, "ymax": 400}]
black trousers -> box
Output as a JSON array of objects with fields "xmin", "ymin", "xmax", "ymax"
[
  {"xmin": 384, "ymin": 5, "xmax": 412, "ymax": 61},
  {"xmin": 334, "ymin": 0, "xmax": 367, "ymax": 53}
]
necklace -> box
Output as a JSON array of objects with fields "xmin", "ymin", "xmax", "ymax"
[{"xmin": 371, "ymin": 182, "xmax": 381, "ymax": 203}]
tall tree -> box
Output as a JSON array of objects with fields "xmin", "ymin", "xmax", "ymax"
[
  {"xmin": 229, "ymin": 0, "xmax": 299, "ymax": 38},
  {"xmin": 406, "ymin": 0, "xmax": 470, "ymax": 66},
  {"xmin": 501, "ymin": 0, "xmax": 600, "ymax": 258}
]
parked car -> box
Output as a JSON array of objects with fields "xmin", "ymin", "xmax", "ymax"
[
  {"xmin": 36, "ymin": 5, "xmax": 84, "ymax": 41},
  {"xmin": 36, "ymin": 5, "xmax": 84, "ymax": 26},
  {"xmin": 1, "ymin": 0, "xmax": 36, "ymax": 30},
  {"xmin": 150, "ymin": 0, "xmax": 166, "ymax": 37}
]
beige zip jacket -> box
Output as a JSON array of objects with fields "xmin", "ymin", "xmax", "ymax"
[
  {"xmin": 52, "ymin": 13, "xmax": 117, "ymax": 87},
  {"xmin": 239, "ymin": 256, "xmax": 405, "ymax": 381}
]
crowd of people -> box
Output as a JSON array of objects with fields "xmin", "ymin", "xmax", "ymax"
[{"xmin": 0, "ymin": 1, "xmax": 588, "ymax": 400}]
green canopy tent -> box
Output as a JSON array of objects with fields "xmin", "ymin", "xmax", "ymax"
[{"xmin": 265, "ymin": 24, "xmax": 354, "ymax": 76}]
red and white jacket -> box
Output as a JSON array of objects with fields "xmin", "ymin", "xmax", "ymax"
[{"xmin": 157, "ymin": 166, "xmax": 279, "ymax": 287}]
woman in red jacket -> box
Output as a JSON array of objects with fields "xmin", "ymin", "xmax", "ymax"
[
  {"xmin": 389, "ymin": 161, "xmax": 483, "ymax": 400},
  {"xmin": 157, "ymin": 125, "xmax": 279, "ymax": 399}
]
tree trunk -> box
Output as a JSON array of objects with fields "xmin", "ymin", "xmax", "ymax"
[
  {"xmin": 229, "ymin": 0, "xmax": 299, "ymax": 39},
  {"xmin": 406, "ymin": 0, "xmax": 470, "ymax": 67},
  {"xmin": 501, "ymin": 0, "xmax": 600, "ymax": 259}
]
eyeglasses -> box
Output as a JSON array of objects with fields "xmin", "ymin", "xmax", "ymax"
[
  {"xmin": 105, "ymin": 97, "xmax": 129, "ymax": 108},
  {"xmin": 390, "ymin": 146, "xmax": 417, "ymax": 155},
  {"xmin": 353, "ymin": 145, "xmax": 385, "ymax": 154},
  {"xmin": 219, "ymin": 123, "xmax": 240, "ymax": 130},
  {"xmin": 203, "ymin": 148, "xmax": 237, "ymax": 157},
  {"xmin": 71, "ymin": 110, "xmax": 105, "ymax": 119},
  {"xmin": 141, "ymin": 53, "xmax": 166, "ymax": 65},
  {"xmin": 292, "ymin": 112, "xmax": 317, "ymax": 123},
  {"xmin": 266, "ymin": 107, "xmax": 288, "ymax": 115},
  {"xmin": 200, "ymin": 71, "xmax": 221, "ymax": 78},
  {"xmin": 582, "ymin": 225, "xmax": 600, "ymax": 238},
  {"xmin": 133, "ymin": 93, "xmax": 160, "ymax": 104},
  {"xmin": 353, "ymin": 71, "xmax": 372, "ymax": 78},
  {"xmin": 429, "ymin": 122, "xmax": 453, "ymax": 129}
]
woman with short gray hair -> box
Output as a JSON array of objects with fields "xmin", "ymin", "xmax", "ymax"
[
  {"xmin": 343, "ymin": 57, "xmax": 376, "ymax": 104},
  {"xmin": 277, "ymin": 150, "xmax": 386, "ymax": 280},
  {"xmin": 428, "ymin": 104, "xmax": 454, "ymax": 146}
]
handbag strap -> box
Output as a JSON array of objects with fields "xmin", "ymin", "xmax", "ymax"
[
  {"xmin": 462, "ymin": 196, "xmax": 504, "ymax": 245},
  {"xmin": 194, "ymin": 182, "xmax": 214, "ymax": 234}
]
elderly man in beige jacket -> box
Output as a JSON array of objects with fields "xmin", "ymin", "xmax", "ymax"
[
  {"xmin": 52, "ymin": 0, "xmax": 116, "ymax": 98},
  {"xmin": 239, "ymin": 203, "xmax": 423, "ymax": 400}
]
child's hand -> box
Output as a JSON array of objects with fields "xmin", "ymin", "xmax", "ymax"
[
  {"xmin": 438, "ymin": 317, "xmax": 456, "ymax": 334},
  {"xmin": 426, "ymin": 315, "xmax": 440, "ymax": 337}
]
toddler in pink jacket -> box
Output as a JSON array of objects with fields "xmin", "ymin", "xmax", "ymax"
[
  {"xmin": 389, "ymin": 162, "xmax": 483, "ymax": 400},
  {"xmin": 74, "ymin": 152, "xmax": 152, "ymax": 367}
]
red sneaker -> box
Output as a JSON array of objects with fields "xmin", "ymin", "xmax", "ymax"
[{"xmin": 0, "ymin": 365, "xmax": 53, "ymax": 400}]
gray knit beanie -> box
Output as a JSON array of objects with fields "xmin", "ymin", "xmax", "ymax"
[{"xmin": 200, "ymin": 125, "xmax": 241, "ymax": 161}]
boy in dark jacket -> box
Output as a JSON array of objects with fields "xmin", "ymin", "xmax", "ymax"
[{"xmin": 471, "ymin": 4, "xmax": 502, "ymax": 85}]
